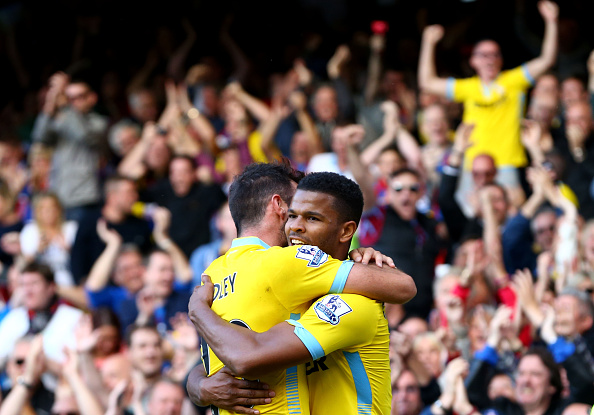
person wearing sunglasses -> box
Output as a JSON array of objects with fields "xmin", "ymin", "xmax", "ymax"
[{"xmin": 369, "ymin": 167, "xmax": 442, "ymax": 322}]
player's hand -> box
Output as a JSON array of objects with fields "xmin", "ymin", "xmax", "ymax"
[
  {"xmin": 349, "ymin": 247, "xmax": 396, "ymax": 268},
  {"xmin": 189, "ymin": 275, "xmax": 216, "ymax": 311},
  {"xmin": 200, "ymin": 367, "xmax": 275, "ymax": 414}
]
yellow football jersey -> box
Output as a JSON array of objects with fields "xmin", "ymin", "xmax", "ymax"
[
  {"xmin": 202, "ymin": 237, "xmax": 354, "ymax": 415},
  {"xmin": 447, "ymin": 65, "xmax": 533, "ymax": 170},
  {"xmin": 287, "ymin": 294, "xmax": 391, "ymax": 415}
]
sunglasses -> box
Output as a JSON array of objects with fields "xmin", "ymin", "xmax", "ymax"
[
  {"xmin": 14, "ymin": 358, "xmax": 25, "ymax": 366},
  {"xmin": 391, "ymin": 183, "xmax": 420, "ymax": 193}
]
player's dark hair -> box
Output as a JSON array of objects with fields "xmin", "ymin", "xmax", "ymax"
[
  {"xmin": 228, "ymin": 160, "xmax": 304, "ymax": 234},
  {"xmin": 297, "ymin": 172, "xmax": 363, "ymax": 225}
]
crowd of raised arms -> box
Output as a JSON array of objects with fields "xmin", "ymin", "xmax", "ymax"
[{"xmin": 1, "ymin": 0, "xmax": 594, "ymax": 414}]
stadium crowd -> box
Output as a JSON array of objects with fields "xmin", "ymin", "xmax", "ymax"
[{"xmin": 1, "ymin": 0, "xmax": 594, "ymax": 414}]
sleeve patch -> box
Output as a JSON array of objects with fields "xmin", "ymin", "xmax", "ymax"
[
  {"xmin": 295, "ymin": 245, "xmax": 329, "ymax": 267},
  {"xmin": 314, "ymin": 295, "xmax": 352, "ymax": 325}
]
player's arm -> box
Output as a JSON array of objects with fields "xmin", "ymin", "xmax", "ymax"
[
  {"xmin": 189, "ymin": 276, "xmax": 312, "ymax": 379},
  {"xmin": 524, "ymin": 1, "xmax": 558, "ymax": 80},
  {"xmin": 418, "ymin": 25, "xmax": 449, "ymax": 97},
  {"xmin": 343, "ymin": 262, "xmax": 416, "ymax": 304},
  {"xmin": 186, "ymin": 363, "xmax": 275, "ymax": 414}
]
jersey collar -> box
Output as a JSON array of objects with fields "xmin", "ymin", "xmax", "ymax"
[{"xmin": 231, "ymin": 237, "xmax": 271, "ymax": 249}]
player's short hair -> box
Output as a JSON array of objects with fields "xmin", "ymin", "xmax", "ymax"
[
  {"xmin": 228, "ymin": 160, "xmax": 304, "ymax": 234},
  {"xmin": 297, "ymin": 172, "xmax": 363, "ymax": 225}
]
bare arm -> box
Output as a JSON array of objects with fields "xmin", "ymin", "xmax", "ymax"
[
  {"xmin": 186, "ymin": 364, "xmax": 274, "ymax": 414},
  {"xmin": 84, "ymin": 220, "xmax": 122, "ymax": 292},
  {"xmin": 62, "ymin": 349, "xmax": 105, "ymax": 415},
  {"xmin": 226, "ymin": 82, "xmax": 271, "ymax": 123},
  {"xmin": 290, "ymin": 91, "xmax": 324, "ymax": 156},
  {"xmin": 342, "ymin": 262, "xmax": 417, "ymax": 304},
  {"xmin": 344, "ymin": 126, "xmax": 377, "ymax": 212},
  {"xmin": 418, "ymin": 25, "xmax": 449, "ymax": 97},
  {"xmin": 360, "ymin": 101, "xmax": 398, "ymax": 167},
  {"xmin": 523, "ymin": 1, "xmax": 559, "ymax": 80},
  {"xmin": 117, "ymin": 123, "xmax": 155, "ymax": 179},
  {"xmin": 364, "ymin": 34, "xmax": 385, "ymax": 105},
  {"xmin": 153, "ymin": 207, "xmax": 193, "ymax": 283}
]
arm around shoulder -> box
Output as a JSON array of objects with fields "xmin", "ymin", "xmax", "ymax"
[{"xmin": 342, "ymin": 263, "xmax": 417, "ymax": 304}]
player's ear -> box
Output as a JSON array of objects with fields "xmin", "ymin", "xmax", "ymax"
[
  {"xmin": 339, "ymin": 221, "xmax": 357, "ymax": 243},
  {"xmin": 271, "ymin": 194, "xmax": 287, "ymax": 219}
]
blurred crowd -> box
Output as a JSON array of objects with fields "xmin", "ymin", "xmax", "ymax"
[{"xmin": 1, "ymin": 0, "xmax": 594, "ymax": 414}]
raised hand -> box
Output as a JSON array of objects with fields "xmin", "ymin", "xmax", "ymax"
[
  {"xmin": 169, "ymin": 312, "xmax": 199, "ymax": 351},
  {"xmin": 75, "ymin": 313, "xmax": 100, "ymax": 353},
  {"xmin": 327, "ymin": 45, "xmax": 351, "ymax": 79},
  {"xmin": 422, "ymin": 25, "xmax": 445, "ymax": 45},
  {"xmin": 538, "ymin": 0, "xmax": 559, "ymax": 23},
  {"xmin": 96, "ymin": 219, "xmax": 122, "ymax": 245}
]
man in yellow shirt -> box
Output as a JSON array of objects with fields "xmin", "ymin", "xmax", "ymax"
[
  {"xmin": 186, "ymin": 164, "xmax": 416, "ymax": 414},
  {"xmin": 418, "ymin": 1, "xmax": 559, "ymax": 181},
  {"xmin": 190, "ymin": 171, "xmax": 394, "ymax": 414}
]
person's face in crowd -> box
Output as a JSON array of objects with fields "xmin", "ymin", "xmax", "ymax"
[
  {"xmin": 20, "ymin": 271, "xmax": 55, "ymax": 311},
  {"xmin": 144, "ymin": 251, "xmax": 175, "ymax": 298},
  {"xmin": 224, "ymin": 100, "xmax": 250, "ymax": 141},
  {"xmin": 397, "ymin": 317, "xmax": 428, "ymax": 340},
  {"xmin": 146, "ymin": 381, "xmax": 185, "ymax": 415},
  {"xmin": 561, "ymin": 78, "xmax": 587, "ymax": 109},
  {"xmin": 468, "ymin": 308, "xmax": 492, "ymax": 353},
  {"xmin": 470, "ymin": 40, "xmax": 502, "ymax": 82},
  {"xmin": 35, "ymin": 195, "xmax": 62, "ymax": 228},
  {"xmin": 117, "ymin": 126, "xmax": 140, "ymax": 157},
  {"xmin": 131, "ymin": 90, "xmax": 158, "ymax": 123},
  {"xmin": 515, "ymin": 355, "xmax": 556, "ymax": 410},
  {"xmin": 169, "ymin": 158, "xmax": 195, "ymax": 197},
  {"xmin": 330, "ymin": 127, "xmax": 349, "ymax": 159},
  {"xmin": 201, "ymin": 85, "xmax": 220, "ymax": 118},
  {"xmin": 565, "ymin": 101, "xmax": 593, "ymax": 136},
  {"xmin": 388, "ymin": 172, "xmax": 422, "ymax": 221},
  {"xmin": 533, "ymin": 74, "xmax": 560, "ymax": 99},
  {"xmin": 471, "ymin": 155, "xmax": 497, "ymax": 189},
  {"xmin": 392, "ymin": 370, "xmax": 422, "ymax": 415},
  {"xmin": 95, "ymin": 324, "xmax": 121, "ymax": 357},
  {"xmin": 488, "ymin": 373, "xmax": 516, "ymax": 402},
  {"xmin": 112, "ymin": 180, "xmax": 139, "ymax": 214},
  {"xmin": 454, "ymin": 239, "xmax": 485, "ymax": 268},
  {"xmin": 434, "ymin": 274, "xmax": 460, "ymax": 313},
  {"xmin": 129, "ymin": 328, "xmax": 163, "ymax": 378},
  {"xmin": 582, "ymin": 223, "xmax": 594, "ymax": 265},
  {"xmin": 421, "ymin": 105, "xmax": 449, "ymax": 146},
  {"xmin": 382, "ymin": 70, "xmax": 406, "ymax": 103},
  {"xmin": 6, "ymin": 340, "xmax": 30, "ymax": 382},
  {"xmin": 222, "ymin": 147, "xmax": 243, "ymax": 181},
  {"xmin": 377, "ymin": 149, "xmax": 405, "ymax": 180},
  {"xmin": 65, "ymin": 82, "xmax": 97, "ymax": 114},
  {"xmin": 554, "ymin": 295, "xmax": 592, "ymax": 337},
  {"xmin": 145, "ymin": 135, "xmax": 172, "ymax": 173},
  {"xmin": 29, "ymin": 149, "xmax": 51, "ymax": 180},
  {"xmin": 532, "ymin": 211, "xmax": 557, "ymax": 252},
  {"xmin": 100, "ymin": 353, "xmax": 131, "ymax": 391},
  {"xmin": 413, "ymin": 336, "xmax": 444, "ymax": 377},
  {"xmin": 313, "ymin": 86, "xmax": 338, "ymax": 122},
  {"xmin": 528, "ymin": 94, "xmax": 558, "ymax": 129},
  {"xmin": 479, "ymin": 185, "xmax": 508, "ymax": 225},
  {"xmin": 114, "ymin": 250, "xmax": 144, "ymax": 293},
  {"xmin": 290, "ymin": 131, "xmax": 311, "ymax": 164},
  {"xmin": 215, "ymin": 204, "xmax": 237, "ymax": 241},
  {"xmin": 286, "ymin": 190, "xmax": 349, "ymax": 260}
]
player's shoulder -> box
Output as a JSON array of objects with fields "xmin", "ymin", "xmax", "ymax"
[
  {"xmin": 311, "ymin": 293, "xmax": 381, "ymax": 325},
  {"xmin": 267, "ymin": 244, "xmax": 333, "ymax": 268}
]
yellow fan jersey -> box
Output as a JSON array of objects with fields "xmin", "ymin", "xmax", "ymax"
[
  {"xmin": 287, "ymin": 294, "xmax": 391, "ymax": 415},
  {"xmin": 202, "ymin": 237, "xmax": 354, "ymax": 415},
  {"xmin": 446, "ymin": 64, "xmax": 534, "ymax": 170}
]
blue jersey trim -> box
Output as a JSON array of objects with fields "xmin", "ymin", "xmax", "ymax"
[
  {"xmin": 522, "ymin": 63, "xmax": 535, "ymax": 85},
  {"xmin": 446, "ymin": 78, "xmax": 455, "ymax": 100},
  {"xmin": 329, "ymin": 261, "xmax": 354, "ymax": 294},
  {"xmin": 285, "ymin": 366, "xmax": 302, "ymax": 414},
  {"xmin": 231, "ymin": 237, "xmax": 270, "ymax": 249},
  {"xmin": 343, "ymin": 351, "xmax": 373, "ymax": 415},
  {"xmin": 288, "ymin": 320, "xmax": 325, "ymax": 360},
  {"xmin": 290, "ymin": 313, "xmax": 301, "ymax": 321}
]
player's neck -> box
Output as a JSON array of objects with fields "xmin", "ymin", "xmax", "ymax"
[{"xmin": 238, "ymin": 226, "xmax": 286, "ymax": 248}]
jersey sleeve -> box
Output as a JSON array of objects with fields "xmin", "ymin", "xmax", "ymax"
[
  {"xmin": 448, "ymin": 77, "xmax": 475, "ymax": 102},
  {"xmin": 286, "ymin": 294, "xmax": 379, "ymax": 360},
  {"xmin": 498, "ymin": 65, "xmax": 534, "ymax": 89},
  {"xmin": 267, "ymin": 245, "xmax": 354, "ymax": 311}
]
